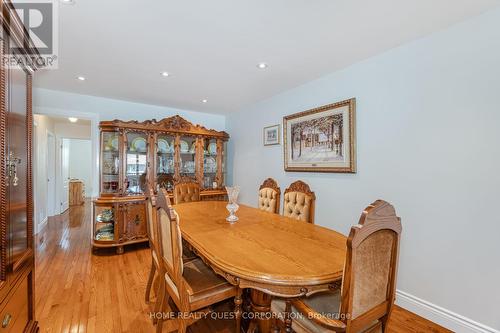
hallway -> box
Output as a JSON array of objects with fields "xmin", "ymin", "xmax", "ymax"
[{"xmin": 34, "ymin": 202, "xmax": 450, "ymax": 333}]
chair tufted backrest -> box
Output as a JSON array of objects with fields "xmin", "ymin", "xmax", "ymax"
[
  {"xmin": 173, "ymin": 181, "xmax": 200, "ymax": 205},
  {"xmin": 258, "ymin": 188, "xmax": 279, "ymax": 213},
  {"xmin": 283, "ymin": 191, "xmax": 314, "ymax": 222},
  {"xmin": 283, "ymin": 180, "xmax": 315, "ymax": 223},
  {"xmin": 258, "ymin": 178, "xmax": 281, "ymax": 214}
]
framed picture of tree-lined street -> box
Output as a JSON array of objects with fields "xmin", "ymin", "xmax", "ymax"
[{"xmin": 283, "ymin": 98, "xmax": 356, "ymax": 173}]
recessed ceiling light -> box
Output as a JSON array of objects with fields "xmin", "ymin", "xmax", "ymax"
[
  {"xmin": 202, "ymin": 99, "xmax": 208, "ymax": 103},
  {"xmin": 68, "ymin": 117, "xmax": 78, "ymax": 123},
  {"xmin": 61, "ymin": 0, "xmax": 75, "ymax": 4},
  {"xmin": 257, "ymin": 62, "xmax": 268, "ymax": 69},
  {"xmin": 160, "ymin": 71, "xmax": 170, "ymax": 77},
  {"xmin": 76, "ymin": 76, "xmax": 86, "ymax": 81}
]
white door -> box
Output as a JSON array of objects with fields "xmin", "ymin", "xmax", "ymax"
[
  {"xmin": 47, "ymin": 133, "xmax": 56, "ymax": 216},
  {"xmin": 59, "ymin": 138, "xmax": 70, "ymax": 213}
]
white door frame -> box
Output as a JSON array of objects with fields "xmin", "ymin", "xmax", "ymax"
[
  {"xmin": 46, "ymin": 130, "xmax": 56, "ymax": 216},
  {"xmin": 56, "ymin": 137, "xmax": 71, "ymax": 214}
]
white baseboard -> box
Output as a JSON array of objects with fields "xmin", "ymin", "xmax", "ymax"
[
  {"xmin": 36, "ymin": 217, "xmax": 48, "ymax": 235},
  {"xmin": 396, "ymin": 290, "xmax": 499, "ymax": 333}
]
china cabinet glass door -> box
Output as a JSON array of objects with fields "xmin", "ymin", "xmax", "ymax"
[
  {"xmin": 125, "ymin": 132, "xmax": 148, "ymax": 195},
  {"xmin": 179, "ymin": 135, "xmax": 197, "ymax": 179},
  {"xmin": 203, "ymin": 138, "xmax": 218, "ymax": 189},
  {"xmin": 156, "ymin": 133, "xmax": 175, "ymax": 191},
  {"xmin": 94, "ymin": 204, "xmax": 116, "ymax": 242},
  {"xmin": 101, "ymin": 131, "xmax": 120, "ymax": 194}
]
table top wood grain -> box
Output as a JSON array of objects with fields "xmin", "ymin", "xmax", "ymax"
[{"xmin": 174, "ymin": 201, "xmax": 347, "ymax": 289}]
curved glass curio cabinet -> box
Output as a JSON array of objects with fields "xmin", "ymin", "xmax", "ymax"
[{"xmin": 92, "ymin": 116, "xmax": 229, "ymax": 254}]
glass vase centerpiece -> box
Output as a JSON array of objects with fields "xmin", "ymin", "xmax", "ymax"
[{"xmin": 225, "ymin": 186, "xmax": 240, "ymax": 223}]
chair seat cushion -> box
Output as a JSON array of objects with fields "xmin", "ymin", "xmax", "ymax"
[
  {"xmin": 183, "ymin": 259, "xmax": 236, "ymax": 309},
  {"xmin": 271, "ymin": 291, "xmax": 381, "ymax": 333},
  {"xmin": 271, "ymin": 291, "xmax": 341, "ymax": 333}
]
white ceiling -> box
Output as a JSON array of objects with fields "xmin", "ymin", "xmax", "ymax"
[
  {"xmin": 49, "ymin": 115, "xmax": 91, "ymax": 126},
  {"xmin": 34, "ymin": 0, "xmax": 500, "ymax": 114}
]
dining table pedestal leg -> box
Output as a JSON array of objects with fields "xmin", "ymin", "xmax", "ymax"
[{"xmin": 249, "ymin": 289, "xmax": 272, "ymax": 333}]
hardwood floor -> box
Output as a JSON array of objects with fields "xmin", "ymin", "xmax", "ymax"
[{"xmin": 35, "ymin": 201, "xmax": 452, "ymax": 333}]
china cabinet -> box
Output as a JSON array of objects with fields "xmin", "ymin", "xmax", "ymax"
[
  {"xmin": 92, "ymin": 115, "xmax": 229, "ymax": 253},
  {"xmin": 0, "ymin": 1, "xmax": 40, "ymax": 331}
]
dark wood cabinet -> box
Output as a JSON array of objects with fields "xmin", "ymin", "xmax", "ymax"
[{"xmin": 0, "ymin": 1, "xmax": 40, "ymax": 332}]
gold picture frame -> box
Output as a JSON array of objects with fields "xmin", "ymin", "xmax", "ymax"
[
  {"xmin": 283, "ymin": 98, "xmax": 356, "ymax": 173},
  {"xmin": 263, "ymin": 124, "xmax": 280, "ymax": 146}
]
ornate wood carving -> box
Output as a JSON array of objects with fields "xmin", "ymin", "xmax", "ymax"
[
  {"xmin": 259, "ymin": 178, "xmax": 281, "ymax": 194},
  {"xmin": 283, "ymin": 180, "xmax": 315, "ymax": 199},
  {"xmin": 118, "ymin": 202, "xmax": 148, "ymax": 243},
  {"xmin": 100, "ymin": 115, "xmax": 229, "ymax": 139},
  {"xmin": 195, "ymin": 136, "xmax": 204, "ymax": 187},
  {"xmin": 173, "ymin": 175, "xmax": 198, "ymax": 185},
  {"xmin": 215, "ymin": 139, "xmax": 223, "ymax": 187}
]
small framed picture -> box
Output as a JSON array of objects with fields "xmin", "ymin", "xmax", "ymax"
[{"xmin": 263, "ymin": 124, "xmax": 280, "ymax": 146}]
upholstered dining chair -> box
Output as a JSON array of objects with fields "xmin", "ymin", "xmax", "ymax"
[
  {"xmin": 173, "ymin": 177, "xmax": 201, "ymax": 204},
  {"xmin": 155, "ymin": 189, "xmax": 242, "ymax": 333},
  {"xmin": 282, "ymin": 180, "xmax": 316, "ymax": 223},
  {"xmin": 144, "ymin": 184, "xmax": 160, "ymax": 305},
  {"xmin": 258, "ymin": 178, "xmax": 281, "ymax": 214},
  {"xmin": 271, "ymin": 200, "xmax": 402, "ymax": 333},
  {"xmin": 173, "ymin": 177, "xmax": 200, "ymax": 261}
]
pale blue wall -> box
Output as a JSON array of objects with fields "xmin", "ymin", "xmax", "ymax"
[
  {"xmin": 227, "ymin": 7, "xmax": 500, "ymax": 330},
  {"xmin": 33, "ymin": 87, "xmax": 226, "ymax": 131}
]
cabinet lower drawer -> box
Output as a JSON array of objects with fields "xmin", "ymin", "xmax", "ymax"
[{"xmin": 0, "ymin": 278, "xmax": 29, "ymax": 332}]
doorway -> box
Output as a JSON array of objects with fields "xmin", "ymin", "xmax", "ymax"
[
  {"xmin": 33, "ymin": 114, "xmax": 94, "ymax": 230},
  {"xmin": 59, "ymin": 138, "xmax": 70, "ymax": 213},
  {"xmin": 56, "ymin": 138, "xmax": 93, "ymax": 214},
  {"xmin": 67, "ymin": 138, "xmax": 93, "ymax": 196}
]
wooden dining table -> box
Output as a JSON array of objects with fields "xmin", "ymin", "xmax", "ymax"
[{"xmin": 174, "ymin": 201, "xmax": 347, "ymax": 333}]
